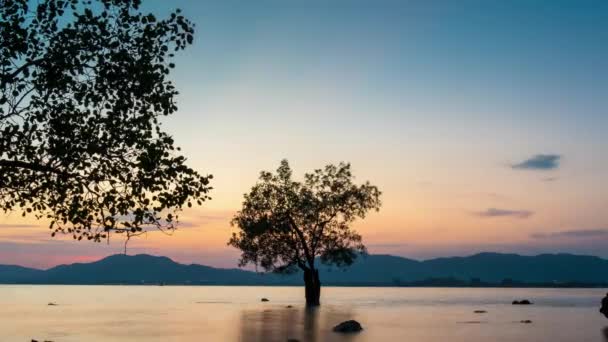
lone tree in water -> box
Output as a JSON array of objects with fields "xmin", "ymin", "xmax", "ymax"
[
  {"xmin": 229, "ymin": 160, "xmax": 381, "ymax": 306},
  {"xmin": 0, "ymin": 0, "xmax": 212, "ymax": 242}
]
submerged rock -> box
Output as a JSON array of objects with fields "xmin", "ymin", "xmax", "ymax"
[
  {"xmin": 286, "ymin": 305, "xmax": 293, "ymax": 308},
  {"xmin": 474, "ymin": 310, "xmax": 487, "ymax": 313},
  {"xmin": 520, "ymin": 320, "xmax": 533, "ymax": 324},
  {"xmin": 512, "ymin": 299, "xmax": 532, "ymax": 305},
  {"xmin": 333, "ymin": 320, "xmax": 363, "ymax": 333},
  {"xmin": 47, "ymin": 302, "xmax": 58, "ymax": 306},
  {"xmin": 261, "ymin": 298, "xmax": 269, "ymax": 302}
]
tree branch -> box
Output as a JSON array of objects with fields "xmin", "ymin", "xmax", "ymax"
[
  {"xmin": 311, "ymin": 210, "xmax": 338, "ymax": 255},
  {"xmin": 287, "ymin": 214, "xmax": 315, "ymax": 269},
  {"xmin": 0, "ymin": 59, "xmax": 44, "ymax": 85},
  {"xmin": 0, "ymin": 159, "xmax": 70, "ymax": 176}
]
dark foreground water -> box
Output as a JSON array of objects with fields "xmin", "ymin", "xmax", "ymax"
[{"xmin": 1, "ymin": 285, "xmax": 607, "ymax": 341}]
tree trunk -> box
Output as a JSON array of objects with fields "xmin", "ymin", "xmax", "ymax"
[{"xmin": 304, "ymin": 267, "xmax": 321, "ymax": 306}]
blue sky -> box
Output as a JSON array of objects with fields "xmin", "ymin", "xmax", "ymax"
[{"xmin": 1, "ymin": 0, "xmax": 607, "ymax": 268}]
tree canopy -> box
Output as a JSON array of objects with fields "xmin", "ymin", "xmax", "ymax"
[
  {"xmin": 0, "ymin": 0, "xmax": 212, "ymax": 242},
  {"xmin": 229, "ymin": 160, "xmax": 381, "ymax": 305}
]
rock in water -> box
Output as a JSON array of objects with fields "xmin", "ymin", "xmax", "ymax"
[
  {"xmin": 474, "ymin": 310, "xmax": 487, "ymax": 313},
  {"xmin": 512, "ymin": 299, "xmax": 532, "ymax": 305},
  {"xmin": 520, "ymin": 320, "xmax": 533, "ymax": 324},
  {"xmin": 600, "ymin": 293, "xmax": 608, "ymax": 318},
  {"xmin": 333, "ymin": 320, "xmax": 363, "ymax": 333},
  {"xmin": 261, "ymin": 298, "xmax": 269, "ymax": 302}
]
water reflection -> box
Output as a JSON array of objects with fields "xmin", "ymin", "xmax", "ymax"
[
  {"xmin": 238, "ymin": 305, "xmax": 355, "ymax": 342},
  {"xmin": 2, "ymin": 286, "xmax": 607, "ymax": 341}
]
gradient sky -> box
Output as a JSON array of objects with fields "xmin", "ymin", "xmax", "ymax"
[{"xmin": 1, "ymin": 0, "xmax": 607, "ymax": 269}]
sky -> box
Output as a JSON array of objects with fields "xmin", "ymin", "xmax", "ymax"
[{"xmin": 1, "ymin": 0, "xmax": 607, "ymax": 269}]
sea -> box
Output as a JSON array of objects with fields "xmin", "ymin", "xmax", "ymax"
[{"xmin": 1, "ymin": 285, "xmax": 607, "ymax": 341}]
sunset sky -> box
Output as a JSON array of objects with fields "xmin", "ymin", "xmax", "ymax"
[{"xmin": 1, "ymin": 0, "xmax": 607, "ymax": 269}]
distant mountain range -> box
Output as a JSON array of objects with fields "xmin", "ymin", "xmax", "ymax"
[{"xmin": 2, "ymin": 252, "xmax": 608, "ymax": 286}]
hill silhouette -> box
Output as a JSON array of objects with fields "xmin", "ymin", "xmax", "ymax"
[
  {"xmin": 33, "ymin": 254, "xmax": 278, "ymax": 285},
  {"xmin": 0, "ymin": 264, "xmax": 44, "ymax": 283},
  {"xmin": 2, "ymin": 252, "xmax": 608, "ymax": 286}
]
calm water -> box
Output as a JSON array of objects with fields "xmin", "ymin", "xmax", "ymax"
[{"xmin": 1, "ymin": 285, "xmax": 607, "ymax": 341}]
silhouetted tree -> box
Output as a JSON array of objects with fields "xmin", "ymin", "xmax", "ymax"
[
  {"xmin": 0, "ymin": 0, "xmax": 212, "ymax": 242},
  {"xmin": 229, "ymin": 160, "xmax": 381, "ymax": 306}
]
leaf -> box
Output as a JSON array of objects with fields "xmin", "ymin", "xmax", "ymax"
[{"xmin": 0, "ymin": 0, "xmax": 210, "ymax": 244}]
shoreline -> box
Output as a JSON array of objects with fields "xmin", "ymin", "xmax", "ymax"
[{"xmin": 2, "ymin": 283, "xmax": 607, "ymax": 289}]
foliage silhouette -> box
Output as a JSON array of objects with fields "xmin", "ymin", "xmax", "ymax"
[
  {"xmin": 0, "ymin": 0, "xmax": 211, "ymax": 242},
  {"xmin": 229, "ymin": 160, "xmax": 381, "ymax": 306}
]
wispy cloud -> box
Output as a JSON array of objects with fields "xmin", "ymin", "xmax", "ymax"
[
  {"xmin": 0, "ymin": 223, "xmax": 41, "ymax": 228},
  {"xmin": 531, "ymin": 229, "xmax": 608, "ymax": 239},
  {"xmin": 474, "ymin": 208, "xmax": 533, "ymax": 219},
  {"xmin": 199, "ymin": 214, "xmax": 231, "ymax": 222},
  {"xmin": 512, "ymin": 154, "xmax": 561, "ymax": 170},
  {"xmin": 367, "ymin": 243, "xmax": 409, "ymax": 249}
]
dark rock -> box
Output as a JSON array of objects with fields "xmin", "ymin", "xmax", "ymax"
[
  {"xmin": 261, "ymin": 298, "xmax": 269, "ymax": 302},
  {"xmin": 512, "ymin": 299, "xmax": 532, "ymax": 305},
  {"xmin": 474, "ymin": 310, "xmax": 487, "ymax": 313},
  {"xmin": 287, "ymin": 339, "xmax": 300, "ymax": 342},
  {"xmin": 333, "ymin": 320, "xmax": 363, "ymax": 333},
  {"xmin": 600, "ymin": 293, "xmax": 608, "ymax": 318},
  {"xmin": 47, "ymin": 302, "xmax": 58, "ymax": 306},
  {"xmin": 520, "ymin": 320, "xmax": 532, "ymax": 324},
  {"xmin": 286, "ymin": 305, "xmax": 293, "ymax": 308}
]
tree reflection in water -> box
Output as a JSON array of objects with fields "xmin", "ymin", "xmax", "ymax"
[{"xmin": 238, "ymin": 305, "xmax": 355, "ymax": 342}]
